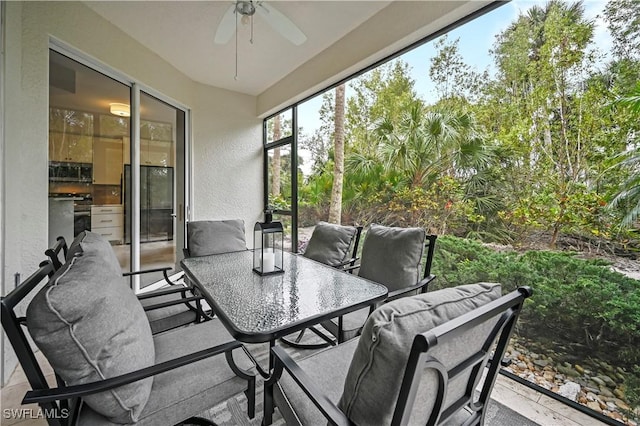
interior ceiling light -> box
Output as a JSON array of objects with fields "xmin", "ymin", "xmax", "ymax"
[
  {"xmin": 110, "ymin": 103, "xmax": 130, "ymax": 117},
  {"xmin": 214, "ymin": 1, "xmax": 306, "ymax": 80}
]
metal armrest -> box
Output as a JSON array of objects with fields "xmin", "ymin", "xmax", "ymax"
[
  {"xmin": 340, "ymin": 263, "xmax": 360, "ymax": 274},
  {"xmin": 386, "ymin": 275, "xmax": 435, "ymax": 302},
  {"xmin": 268, "ymin": 346, "xmax": 352, "ymax": 426},
  {"xmin": 141, "ymin": 296, "xmax": 205, "ymax": 312},
  {"xmin": 137, "ymin": 286, "xmax": 214, "ymax": 321},
  {"xmin": 136, "ymin": 285, "xmax": 196, "ymax": 300},
  {"xmin": 330, "ymin": 257, "xmax": 359, "ymax": 269},
  {"xmin": 23, "ymin": 340, "xmax": 244, "ymax": 404},
  {"xmin": 123, "ymin": 267, "xmax": 183, "ymax": 287}
]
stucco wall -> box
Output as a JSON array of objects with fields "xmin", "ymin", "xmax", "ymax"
[{"xmin": 1, "ymin": 1, "xmax": 262, "ymax": 384}]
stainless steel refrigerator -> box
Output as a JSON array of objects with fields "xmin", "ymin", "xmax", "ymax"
[{"xmin": 124, "ymin": 165, "xmax": 174, "ymax": 243}]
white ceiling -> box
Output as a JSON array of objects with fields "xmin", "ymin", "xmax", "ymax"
[{"xmin": 84, "ymin": 1, "xmax": 393, "ymax": 96}]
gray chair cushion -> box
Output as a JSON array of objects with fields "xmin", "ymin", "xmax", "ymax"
[
  {"xmin": 275, "ymin": 339, "xmax": 360, "ymax": 426},
  {"xmin": 140, "ymin": 291, "xmax": 198, "ymax": 334},
  {"xmin": 303, "ymin": 222, "xmax": 357, "ymax": 266},
  {"xmin": 358, "ymin": 224, "xmax": 426, "ymax": 292},
  {"xmin": 77, "ymin": 320, "xmax": 254, "ymax": 425},
  {"xmin": 338, "ymin": 283, "xmax": 502, "ymax": 425},
  {"xmin": 187, "ymin": 219, "xmax": 247, "ymax": 257},
  {"xmin": 27, "ymin": 231, "xmax": 155, "ymax": 423}
]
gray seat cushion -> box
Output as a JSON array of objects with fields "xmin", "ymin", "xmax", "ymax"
[
  {"xmin": 358, "ymin": 224, "xmax": 426, "ymax": 292},
  {"xmin": 303, "ymin": 222, "xmax": 357, "ymax": 266},
  {"xmin": 27, "ymin": 231, "xmax": 155, "ymax": 423},
  {"xmin": 187, "ymin": 219, "xmax": 247, "ymax": 257},
  {"xmin": 338, "ymin": 282, "xmax": 502, "ymax": 425},
  {"xmin": 77, "ymin": 320, "xmax": 254, "ymax": 425},
  {"xmin": 275, "ymin": 339, "xmax": 359, "ymax": 426},
  {"xmin": 140, "ymin": 290, "xmax": 198, "ymax": 334}
]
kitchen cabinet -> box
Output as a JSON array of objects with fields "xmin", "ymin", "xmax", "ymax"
[
  {"xmin": 91, "ymin": 204, "xmax": 124, "ymax": 243},
  {"xmin": 49, "ymin": 131, "xmax": 93, "ymax": 163},
  {"xmin": 93, "ymin": 137, "xmax": 124, "ymax": 185},
  {"xmin": 123, "ymin": 137, "xmax": 174, "ymax": 167}
]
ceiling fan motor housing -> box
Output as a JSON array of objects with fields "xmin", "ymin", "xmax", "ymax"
[{"xmin": 236, "ymin": 1, "xmax": 256, "ymax": 17}]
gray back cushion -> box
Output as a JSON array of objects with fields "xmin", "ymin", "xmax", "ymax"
[
  {"xmin": 187, "ymin": 219, "xmax": 246, "ymax": 257},
  {"xmin": 358, "ymin": 224, "xmax": 426, "ymax": 292},
  {"xmin": 338, "ymin": 283, "xmax": 502, "ymax": 425},
  {"xmin": 27, "ymin": 231, "xmax": 154, "ymax": 423},
  {"xmin": 303, "ymin": 222, "xmax": 358, "ymax": 266}
]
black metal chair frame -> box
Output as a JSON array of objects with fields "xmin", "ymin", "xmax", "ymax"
[
  {"xmin": 280, "ymin": 226, "xmax": 363, "ymax": 350},
  {"xmin": 45, "ymin": 236, "xmax": 213, "ymax": 332},
  {"xmin": 1, "ymin": 260, "xmax": 256, "ymax": 426},
  {"xmin": 44, "ymin": 236, "xmax": 68, "ymax": 271},
  {"xmin": 264, "ymin": 286, "xmax": 532, "ymax": 426},
  {"xmin": 327, "ymin": 233, "xmax": 438, "ymax": 344}
]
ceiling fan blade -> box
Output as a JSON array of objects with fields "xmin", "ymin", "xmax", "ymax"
[
  {"xmin": 214, "ymin": 3, "xmax": 237, "ymax": 44},
  {"xmin": 256, "ymin": 2, "xmax": 307, "ymax": 46}
]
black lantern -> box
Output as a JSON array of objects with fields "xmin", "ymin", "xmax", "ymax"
[{"xmin": 253, "ymin": 214, "xmax": 284, "ymax": 276}]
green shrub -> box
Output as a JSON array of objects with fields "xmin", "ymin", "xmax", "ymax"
[{"xmin": 431, "ymin": 235, "xmax": 640, "ymax": 366}]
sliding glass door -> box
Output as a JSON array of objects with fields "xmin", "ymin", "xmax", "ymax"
[{"xmin": 48, "ymin": 48, "xmax": 188, "ymax": 291}]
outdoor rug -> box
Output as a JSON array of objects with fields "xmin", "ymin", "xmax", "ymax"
[{"xmin": 192, "ymin": 329, "xmax": 540, "ymax": 426}]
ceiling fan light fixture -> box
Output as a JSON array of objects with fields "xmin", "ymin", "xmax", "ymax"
[{"xmin": 110, "ymin": 103, "xmax": 130, "ymax": 117}]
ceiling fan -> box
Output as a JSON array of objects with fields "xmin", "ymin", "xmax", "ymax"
[{"xmin": 214, "ymin": 1, "xmax": 307, "ymax": 46}]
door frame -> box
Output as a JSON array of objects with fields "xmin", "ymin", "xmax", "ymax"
[{"xmin": 49, "ymin": 39, "xmax": 191, "ymax": 293}]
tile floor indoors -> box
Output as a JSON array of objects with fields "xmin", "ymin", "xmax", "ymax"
[{"xmin": 1, "ymin": 350, "xmax": 605, "ymax": 426}]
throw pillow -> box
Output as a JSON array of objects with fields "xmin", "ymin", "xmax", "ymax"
[
  {"xmin": 303, "ymin": 222, "xmax": 357, "ymax": 266},
  {"xmin": 187, "ymin": 219, "xmax": 246, "ymax": 256},
  {"xmin": 358, "ymin": 224, "xmax": 425, "ymax": 292}
]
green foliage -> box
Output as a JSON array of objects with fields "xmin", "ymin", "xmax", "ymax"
[
  {"xmin": 625, "ymin": 366, "xmax": 640, "ymax": 416},
  {"xmin": 432, "ymin": 236, "xmax": 640, "ymax": 365}
]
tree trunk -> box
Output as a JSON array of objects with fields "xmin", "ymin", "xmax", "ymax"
[
  {"xmin": 271, "ymin": 115, "xmax": 282, "ymax": 198},
  {"xmin": 328, "ymin": 84, "xmax": 346, "ymax": 224}
]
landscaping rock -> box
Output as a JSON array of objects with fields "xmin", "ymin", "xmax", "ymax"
[
  {"xmin": 599, "ymin": 387, "xmax": 615, "ymax": 398},
  {"xmin": 558, "ymin": 382, "xmax": 581, "ymax": 401},
  {"xmin": 587, "ymin": 401, "xmax": 603, "ymax": 412},
  {"xmin": 534, "ymin": 359, "xmax": 549, "ymax": 368},
  {"xmin": 504, "ymin": 337, "xmax": 638, "ymax": 426}
]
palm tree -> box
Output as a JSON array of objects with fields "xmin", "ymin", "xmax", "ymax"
[
  {"xmin": 328, "ymin": 84, "xmax": 346, "ymax": 224},
  {"xmin": 610, "ymin": 84, "xmax": 640, "ymax": 227},
  {"xmin": 373, "ymin": 102, "xmax": 492, "ymax": 189}
]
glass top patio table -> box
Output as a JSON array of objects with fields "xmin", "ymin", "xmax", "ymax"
[{"xmin": 181, "ymin": 250, "xmax": 388, "ymax": 343}]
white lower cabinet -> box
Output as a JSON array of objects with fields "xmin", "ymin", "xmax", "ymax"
[{"xmin": 91, "ymin": 205, "xmax": 124, "ymax": 243}]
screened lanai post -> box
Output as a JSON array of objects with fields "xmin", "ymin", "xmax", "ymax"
[
  {"xmin": 271, "ymin": 115, "xmax": 281, "ymax": 198},
  {"xmin": 291, "ymin": 106, "xmax": 299, "ymax": 250}
]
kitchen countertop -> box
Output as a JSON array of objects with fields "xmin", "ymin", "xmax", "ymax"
[{"xmin": 49, "ymin": 197, "xmax": 84, "ymax": 201}]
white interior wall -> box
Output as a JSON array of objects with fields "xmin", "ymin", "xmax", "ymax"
[{"xmin": 1, "ymin": 1, "xmax": 262, "ymax": 384}]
